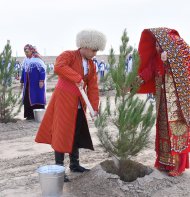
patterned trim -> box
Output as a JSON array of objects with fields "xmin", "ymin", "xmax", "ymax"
[{"xmin": 149, "ymin": 28, "xmax": 190, "ymax": 126}]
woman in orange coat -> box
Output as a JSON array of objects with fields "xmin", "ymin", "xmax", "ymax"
[
  {"xmin": 35, "ymin": 29, "xmax": 106, "ymax": 180},
  {"xmin": 137, "ymin": 28, "xmax": 190, "ymax": 176}
]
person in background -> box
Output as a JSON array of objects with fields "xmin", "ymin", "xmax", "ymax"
[
  {"xmin": 99, "ymin": 60, "xmax": 106, "ymax": 78},
  {"xmin": 14, "ymin": 61, "xmax": 21, "ymax": 80},
  {"xmin": 35, "ymin": 29, "xmax": 106, "ymax": 182},
  {"xmin": 92, "ymin": 56, "xmax": 99, "ymax": 75},
  {"xmin": 46, "ymin": 64, "xmax": 51, "ymax": 75},
  {"xmin": 125, "ymin": 54, "xmax": 133, "ymax": 73},
  {"xmin": 20, "ymin": 44, "xmax": 46, "ymax": 120},
  {"xmin": 49, "ymin": 63, "xmax": 54, "ymax": 73},
  {"xmin": 137, "ymin": 27, "xmax": 190, "ymax": 177}
]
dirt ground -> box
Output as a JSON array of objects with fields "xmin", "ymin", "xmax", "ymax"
[{"xmin": 0, "ymin": 78, "xmax": 190, "ymax": 197}]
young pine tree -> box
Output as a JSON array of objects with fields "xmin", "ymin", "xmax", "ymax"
[
  {"xmin": 0, "ymin": 41, "xmax": 22, "ymax": 123},
  {"xmin": 95, "ymin": 29, "xmax": 156, "ymax": 163}
]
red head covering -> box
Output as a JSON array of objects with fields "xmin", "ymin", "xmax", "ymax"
[
  {"xmin": 138, "ymin": 27, "xmax": 190, "ymax": 126},
  {"xmin": 137, "ymin": 29, "xmax": 165, "ymax": 93},
  {"xmin": 24, "ymin": 44, "xmax": 41, "ymax": 58}
]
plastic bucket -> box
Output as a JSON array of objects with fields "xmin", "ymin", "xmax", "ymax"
[
  {"xmin": 33, "ymin": 109, "xmax": 45, "ymax": 123},
  {"xmin": 37, "ymin": 165, "xmax": 65, "ymax": 197}
]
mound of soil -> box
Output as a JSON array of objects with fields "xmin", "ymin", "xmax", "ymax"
[{"xmin": 101, "ymin": 159, "xmax": 153, "ymax": 182}]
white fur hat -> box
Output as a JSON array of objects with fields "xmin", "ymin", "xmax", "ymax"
[{"xmin": 76, "ymin": 29, "xmax": 106, "ymax": 51}]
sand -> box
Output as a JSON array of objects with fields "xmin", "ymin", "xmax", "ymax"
[{"xmin": 0, "ymin": 78, "xmax": 190, "ymax": 197}]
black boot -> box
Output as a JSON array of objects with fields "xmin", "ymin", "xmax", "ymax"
[
  {"xmin": 69, "ymin": 147, "xmax": 90, "ymax": 173},
  {"xmin": 54, "ymin": 151, "xmax": 70, "ymax": 182},
  {"xmin": 55, "ymin": 151, "xmax": 65, "ymax": 165}
]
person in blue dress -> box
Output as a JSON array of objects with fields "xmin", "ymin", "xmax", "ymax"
[
  {"xmin": 20, "ymin": 44, "xmax": 46, "ymax": 120},
  {"xmin": 99, "ymin": 60, "xmax": 106, "ymax": 78}
]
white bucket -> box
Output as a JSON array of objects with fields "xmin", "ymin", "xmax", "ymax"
[
  {"xmin": 37, "ymin": 165, "xmax": 65, "ymax": 197},
  {"xmin": 33, "ymin": 109, "xmax": 45, "ymax": 123}
]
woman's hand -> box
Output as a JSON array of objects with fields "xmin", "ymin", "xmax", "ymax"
[
  {"xmin": 161, "ymin": 51, "xmax": 167, "ymax": 62},
  {"xmin": 39, "ymin": 81, "xmax": 44, "ymax": 88},
  {"xmin": 136, "ymin": 76, "xmax": 144, "ymax": 85}
]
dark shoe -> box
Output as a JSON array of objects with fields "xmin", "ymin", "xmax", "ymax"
[
  {"xmin": 55, "ymin": 162, "xmax": 70, "ymax": 182},
  {"xmin": 70, "ymin": 165, "xmax": 90, "ymax": 173},
  {"xmin": 26, "ymin": 116, "xmax": 34, "ymax": 120},
  {"xmin": 64, "ymin": 174, "xmax": 70, "ymax": 182},
  {"xmin": 55, "ymin": 151, "xmax": 65, "ymax": 166}
]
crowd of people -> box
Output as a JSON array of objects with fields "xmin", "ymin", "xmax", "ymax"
[
  {"xmin": 9, "ymin": 27, "xmax": 189, "ymax": 180},
  {"xmin": 92, "ymin": 57, "xmax": 109, "ymax": 79},
  {"xmin": 92, "ymin": 54, "xmax": 134, "ymax": 80}
]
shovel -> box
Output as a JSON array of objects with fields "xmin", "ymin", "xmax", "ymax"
[{"xmin": 78, "ymin": 87, "xmax": 95, "ymax": 117}]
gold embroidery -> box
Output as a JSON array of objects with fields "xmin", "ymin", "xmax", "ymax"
[
  {"xmin": 155, "ymin": 76, "xmax": 162, "ymax": 118},
  {"xmin": 159, "ymin": 154, "xmax": 175, "ymax": 166},
  {"xmin": 165, "ymin": 73, "xmax": 182, "ymax": 122},
  {"xmin": 169, "ymin": 121, "xmax": 189, "ymax": 152},
  {"xmin": 150, "ymin": 28, "xmax": 190, "ymax": 126},
  {"xmin": 156, "ymin": 77, "xmax": 169, "ymax": 140},
  {"xmin": 170, "ymin": 121, "xmax": 187, "ymax": 136},
  {"xmin": 162, "ymin": 140, "xmax": 171, "ymax": 152}
]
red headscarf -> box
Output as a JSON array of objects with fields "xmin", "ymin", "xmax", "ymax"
[
  {"xmin": 138, "ymin": 27, "xmax": 190, "ymax": 126},
  {"xmin": 137, "ymin": 29, "xmax": 164, "ymax": 93},
  {"xmin": 24, "ymin": 44, "xmax": 41, "ymax": 58}
]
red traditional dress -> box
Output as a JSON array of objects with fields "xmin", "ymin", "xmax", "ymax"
[{"xmin": 138, "ymin": 28, "xmax": 190, "ymax": 175}]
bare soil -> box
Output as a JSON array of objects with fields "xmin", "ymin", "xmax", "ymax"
[{"xmin": 1, "ymin": 78, "xmax": 190, "ymax": 197}]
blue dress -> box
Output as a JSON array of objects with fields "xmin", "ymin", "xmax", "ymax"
[
  {"xmin": 21, "ymin": 57, "xmax": 46, "ymax": 119},
  {"xmin": 21, "ymin": 57, "xmax": 46, "ymax": 105}
]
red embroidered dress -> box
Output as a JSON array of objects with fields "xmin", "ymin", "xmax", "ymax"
[{"xmin": 138, "ymin": 28, "xmax": 190, "ymax": 174}]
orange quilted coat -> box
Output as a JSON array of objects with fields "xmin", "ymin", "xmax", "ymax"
[{"xmin": 35, "ymin": 49, "xmax": 99, "ymax": 153}]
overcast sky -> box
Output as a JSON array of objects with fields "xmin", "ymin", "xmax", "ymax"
[{"xmin": 0, "ymin": 0, "xmax": 189, "ymax": 57}]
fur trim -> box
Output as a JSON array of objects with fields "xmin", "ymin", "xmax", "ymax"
[{"xmin": 76, "ymin": 29, "xmax": 106, "ymax": 51}]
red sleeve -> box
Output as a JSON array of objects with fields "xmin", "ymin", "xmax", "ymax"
[
  {"xmin": 137, "ymin": 58, "xmax": 157, "ymax": 94},
  {"xmin": 139, "ymin": 59, "xmax": 156, "ymax": 83},
  {"xmin": 54, "ymin": 51, "xmax": 82, "ymax": 83}
]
